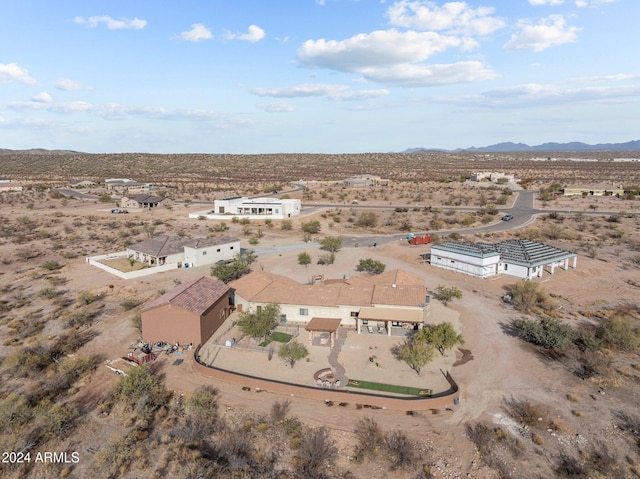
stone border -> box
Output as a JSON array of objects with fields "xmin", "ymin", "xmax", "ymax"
[{"xmin": 192, "ymin": 345, "xmax": 459, "ymax": 411}]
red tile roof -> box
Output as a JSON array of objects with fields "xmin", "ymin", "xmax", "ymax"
[{"xmin": 141, "ymin": 276, "xmax": 230, "ymax": 315}]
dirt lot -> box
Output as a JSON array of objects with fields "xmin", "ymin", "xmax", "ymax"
[{"xmin": 1, "ymin": 169, "xmax": 639, "ymax": 479}]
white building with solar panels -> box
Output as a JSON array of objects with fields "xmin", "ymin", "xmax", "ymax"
[{"xmin": 429, "ymin": 240, "xmax": 577, "ymax": 280}]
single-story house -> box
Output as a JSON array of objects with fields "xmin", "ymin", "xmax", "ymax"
[
  {"xmin": 189, "ymin": 196, "xmax": 301, "ymax": 220},
  {"xmin": 127, "ymin": 235, "xmax": 240, "ymax": 268},
  {"xmin": 231, "ymin": 269, "xmax": 431, "ymax": 338},
  {"xmin": 563, "ymin": 184, "xmax": 625, "ymax": 197},
  {"xmin": 342, "ymin": 175, "xmax": 389, "ymax": 188},
  {"xmin": 0, "ymin": 178, "xmax": 23, "ymax": 192},
  {"xmin": 120, "ymin": 194, "xmax": 172, "ymax": 209},
  {"xmin": 141, "ymin": 276, "xmax": 232, "ymax": 346},
  {"xmin": 429, "ymin": 240, "xmax": 577, "ymax": 280},
  {"xmin": 469, "ymin": 172, "xmax": 516, "ymax": 183},
  {"xmin": 71, "ymin": 180, "xmax": 97, "ymax": 188},
  {"xmin": 106, "ymin": 178, "xmax": 150, "ymax": 191}
]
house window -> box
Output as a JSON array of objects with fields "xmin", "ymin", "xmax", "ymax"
[
  {"xmin": 361, "ymin": 319, "xmax": 368, "ymax": 325},
  {"xmin": 202, "ymin": 251, "xmax": 207, "ymax": 255},
  {"xmin": 230, "ymin": 246, "xmax": 234, "ymax": 250},
  {"xmin": 217, "ymin": 249, "xmax": 221, "ymax": 252},
  {"xmin": 299, "ymin": 308, "xmax": 308, "ymax": 316},
  {"xmin": 350, "ymin": 311, "xmax": 359, "ymax": 318}
]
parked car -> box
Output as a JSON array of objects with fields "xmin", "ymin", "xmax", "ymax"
[
  {"xmin": 111, "ymin": 209, "xmax": 128, "ymax": 214},
  {"xmin": 501, "ymin": 214, "xmax": 513, "ymax": 221}
]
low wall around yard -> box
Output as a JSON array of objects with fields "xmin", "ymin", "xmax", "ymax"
[
  {"xmin": 86, "ymin": 252, "xmax": 178, "ymax": 280},
  {"xmin": 192, "ymin": 345, "xmax": 459, "ymax": 411}
]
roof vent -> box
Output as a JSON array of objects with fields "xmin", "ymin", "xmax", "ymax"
[{"xmin": 392, "ymin": 283, "xmax": 396, "ymax": 288}]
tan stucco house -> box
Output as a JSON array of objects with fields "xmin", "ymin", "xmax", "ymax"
[{"xmin": 141, "ymin": 276, "xmax": 232, "ymax": 346}]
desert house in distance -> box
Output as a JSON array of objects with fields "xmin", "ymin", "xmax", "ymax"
[
  {"xmin": 341, "ymin": 174, "xmax": 389, "ymax": 188},
  {"xmin": 231, "ymin": 269, "xmax": 431, "ymax": 344},
  {"xmin": 141, "ymin": 276, "xmax": 232, "ymax": 346},
  {"xmin": 0, "ymin": 177, "xmax": 23, "ymax": 192},
  {"xmin": 429, "ymin": 239, "xmax": 577, "ymax": 280},
  {"xmin": 563, "ymin": 183, "xmax": 625, "ymax": 197},
  {"xmin": 87, "ymin": 235, "xmax": 240, "ymax": 279},
  {"xmin": 189, "ymin": 196, "xmax": 301, "ymax": 220},
  {"xmin": 105, "ymin": 178, "xmax": 150, "ymax": 192},
  {"xmin": 469, "ymin": 171, "xmax": 517, "ymax": 183},
  {"xmin": 119, "ymin": 194, "xmax": 173, "ymax": 210}
]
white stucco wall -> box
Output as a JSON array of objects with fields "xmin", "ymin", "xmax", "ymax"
[
  {"xmin": 430, "ymin": 248, "xmax": 500, "ymax": 278},
  {"xmin": 184, "ymin": 240, "xmax": 240, "ymax": 267}
]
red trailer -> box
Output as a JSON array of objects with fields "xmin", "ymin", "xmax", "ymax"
[{"xmin": 408, "ymin": 233, "xmax": 431, "ymax": 245}]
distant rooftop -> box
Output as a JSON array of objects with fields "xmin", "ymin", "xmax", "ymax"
[{"xmin": 129, "ymin": 235, "xmax": 239, "ymax": 257}]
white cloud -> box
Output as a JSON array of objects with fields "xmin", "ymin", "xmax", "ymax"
[
  {"xmin": 31, "ymin": 92, "xmax": 52, "ymax": 103},
  {"xmin": 55, "ymin": 78, "xmax": 85, "ymax": 91},
  {"xmin": 481, "ymin": 81, "xmax": 640, "ymax": 105},
  {"xmin": 257, "ymin": 102, "xmax": 294, "ymax": 112},
  {"xmin": 361, "ymin": 61, "xmax": 499, "ymax": 86},
  {"xmin": 180, "ymin": 24, "xmax": 213, "ymax": 42},
  {"xmin": 73, "ymin": 15, "xmax": 147, "ymax": 30},
  {"xmin": 529, "ymin": 0, "xmax": 565, "ymax": 5},
  {"xmin": 0, "ymin": 63, "xmax": 37, "ymax": 85},
  {"xmin": 225, "ymin": 25, "xmax": 266, "ymax": 43},
  {"xmin": 298, "ymin": 29, "xmax": 474, "ymax": 72},
  {"xmin": 251, "ymin": 84, "xmax": 349, "ymax": 98},
  {"xmin": 387, "ymin": 1, "xmax": 506, "ymax": 35},
  {"xmin": 575, "ymin": 0, "xmax": 616, "ymax": 7},
  {"xmin": 504, "ymin": 15, "xmax": 579, "ymax": 52}
]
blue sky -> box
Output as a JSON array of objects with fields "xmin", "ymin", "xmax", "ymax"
[{"xmin": 0, "ymin": 0, "xmax": 638, "ymax": 153}]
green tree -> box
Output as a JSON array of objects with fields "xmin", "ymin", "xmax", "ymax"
[
  {"xmin": 356, "ymin": 258, "xmax": 386, "ymax": 274},
  {"xmin": 210, "ymin": 249, "xmax": 257, "ymax": 283},
  {"xmin": 298, "ymin": 251, "xmax": 312, "ymax": 268},
  {"xmin": 417, "ymin": 322, "xmax": 465, "ymax": 356},
  {"xmin": 394, "ymin": 339, "xmax": 436, "ymax": 376},
  {"xmin": 278, "ymin": 340, "xmax": 309, "ymax": 368},
  {"xmin": 355, "ymin": 211, "xmax": 378, "ymax": 228},
  {"xmin": 513, "ymin": 316, "xmax": 575, "ymax": 350},
  {"xmin": 301, "ymin": 220, "xmax": 321, "ymax": 234},
  {"xmin": 434, "ymin": 285, "xmax": 462, "ymax": 305},
  {"xmin": 237, "ymin": 303, "xmax": 280, "ymax": 342},
  {"xmin": 319, "ymin": 236, "xmax": 342, "ymax": 253}
]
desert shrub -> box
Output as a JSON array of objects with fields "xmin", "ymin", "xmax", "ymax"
[
  {"xmin": 281, "ymin": 219, "xmax": 292, "ymax": 230},
  {"xmin": 210, "ymin": 249, "xmax": 256, "ymax": 283},
  {"xmin": 120, "ymin": 299, "xmax": 140, "ymax": 311},
  {"xmin": 42, "ymin": 260, "xmax": 62, "ymax": 270},
  {"xmin": 513, "ymin": 316, "xmax": 575, "ymax": 350},
  {"xmin": 301, "ymin": 220, "xmax": 321, "ymax": 234},
  {"xmin": 114, "ymin": 365, "xmax": 170, "ymax": 418},
  {"xmin": 76, "ymin": 290, "xmax": 99, "ymax": 306},
  {"xmin": 270, "ymin": 399, "xmax": 291, "ymax": 423},
  {"xmin": 297, "ymin": 251, "xmax": 312, "ymax": 267},
  {"xmin": 131, "ymin": 312, "xmax": 142, "ymax": 333},
  {"xmin": 466, "ymin": 422, "xmax": 522, "ymax": 477},
  {"xmin": 598, "ymin": 316, "xmax": 640, "ymax": 351},
  {"xmin": 353, "ymin": 417, "xmax": 385, "ymax": 462},
  {"xmin": 384, "ymin": 430, "xmax": 418, "ymax": 471},
  {"xmin": 355, "ymin": 212, "xmax": 378, "ymax": 228},
  {"xmin": 508, "ymin": 281, "xmax": 553, "ymax": 312},
  {"xmin": 293, "ymin": 427, "xmax": 337, "ymax": 479},
  {"xmin": 3, "ymin": 344, "xmax": 52, "ymax": 377},
  {"xmin": 63, "ymin": 307, "xmax": 98, "ymax": 328}
]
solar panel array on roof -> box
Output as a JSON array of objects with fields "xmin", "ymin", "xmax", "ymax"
[{"xmin": 434, "ymin": 239, "xmax": 576, "ymax": 267}]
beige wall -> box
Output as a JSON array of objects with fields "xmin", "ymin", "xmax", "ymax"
[{"xmin": 142, "ymin": 293, "xmax": 230, "ymax": 346}]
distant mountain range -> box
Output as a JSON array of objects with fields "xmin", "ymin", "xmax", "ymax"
[{"xmin": 404, "ymin": 140, "xmax": 640, "ymax": 153}]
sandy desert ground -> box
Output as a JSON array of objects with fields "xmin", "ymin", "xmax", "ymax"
[{"xmin": 1, "ymin": 163, "xmax": 639, "ymax": 479}]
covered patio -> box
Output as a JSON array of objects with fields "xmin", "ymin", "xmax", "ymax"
[
  {"xmin": 356, "ymin": 307, "xmax": 425, "ymax": 337},
  {"xmin": 304, "ymin": 317, "xmax": 342, "ymax": 347}
]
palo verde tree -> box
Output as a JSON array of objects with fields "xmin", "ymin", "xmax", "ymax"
[
  {"xmin": 417, "ymin": 322, "xmax": 465, "ymax": 356},
  {"xmin": 297, "ymin": 251, "xmax": 312, "ymax": 268},
  {"xmin": 301, "ymin": 220, "xmax": 321, "ymax": 234},
  {"xmin": 278, "ymin": 339, "xmax": 309, "ymax": 368},
  {"xmin": 356, "ymin": 258, "xmax": 386, "ymax": 275},
  {"xmin": 393, "ymin": 338, "xmax": 436, "ymax": 376},
  {"xmin": 434, "ymin": 285, "xmax": 462, "ymax": 306},
  {"xmin": 319, "ymin": 235, "xmax": 343, "ymax": 253},
  {"xmin": 236, "ymin": 303, "xmax": 280, "ymax": 343},
  {"xmin": 210, "ymin": 249, "xmax": 257, "ymax": 283}
]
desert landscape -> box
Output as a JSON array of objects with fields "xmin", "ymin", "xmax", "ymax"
[{"xmin": 1, "ymin": 150, "xmax": 639, "ymax": 479}]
